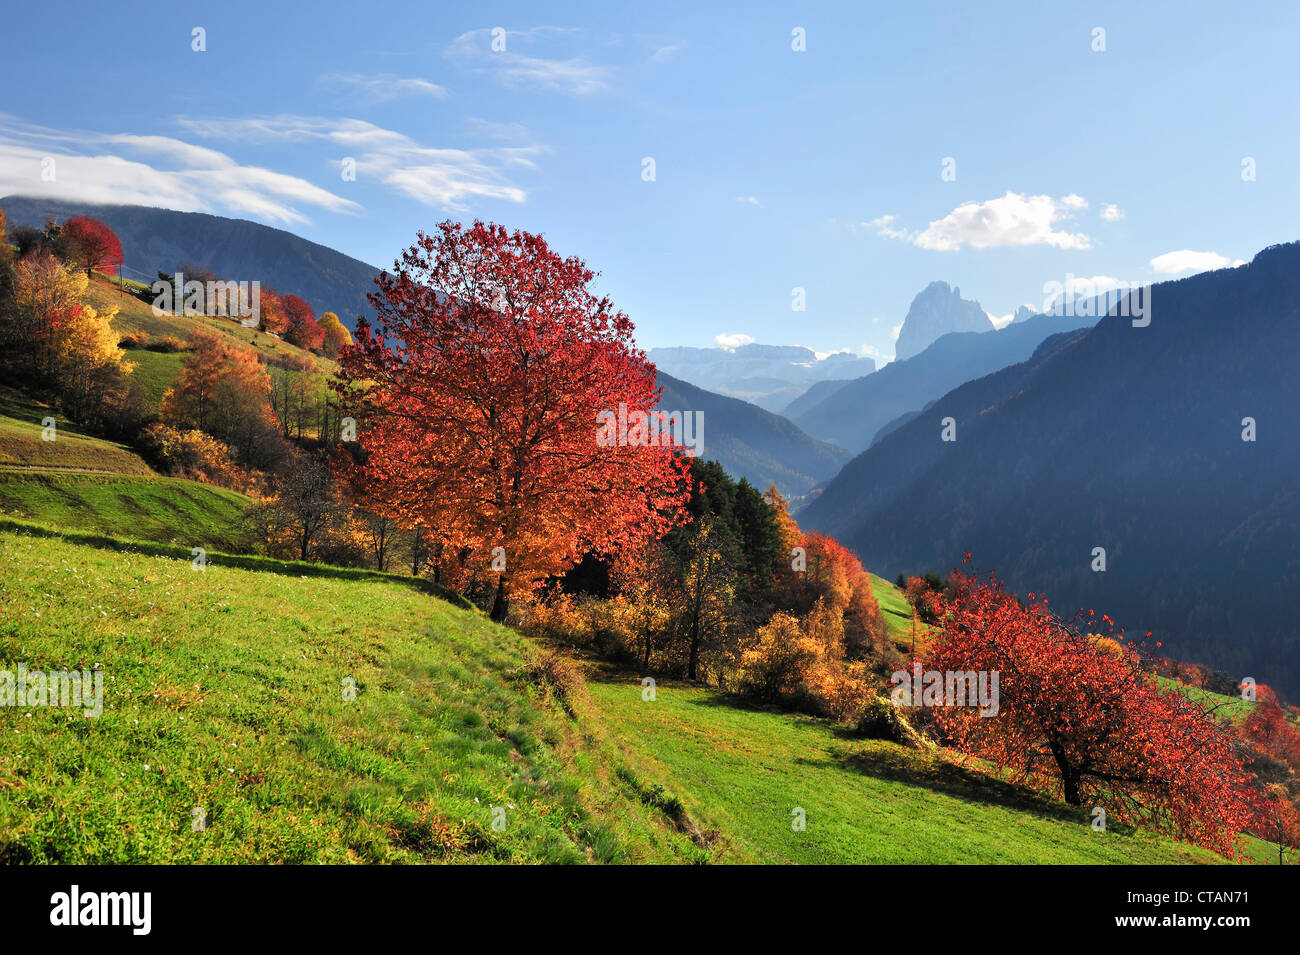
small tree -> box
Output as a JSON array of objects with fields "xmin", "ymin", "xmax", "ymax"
[
  {"xmin": 676, "ymin": 514, "xmax": 736, "ymax": 681},
  {"xmin": 162, "ymin": 331, "xmax": 282, "ymax": 468},
  {"xmin": 250, "ymin": 453, "xmax": 339, "ymax": 561},
  {"xmin": 62, "ymin": 216, "xmax": 124, "ymax": 276},
  {"xmin": 317, "ymin": 311, "xmax": 353, "ymax": 358},
  {"xmin": 281, "ymin": 294, "xmax": 324, "ymax": 351}
]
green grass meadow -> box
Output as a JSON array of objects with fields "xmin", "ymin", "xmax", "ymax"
[
  {"xmin": 583, "ymin": 667, "xmax": 1226, "ymax": 864},
  {"xmin": 0, "ymin": 528, "xmax": 704, "ymax": 864}
]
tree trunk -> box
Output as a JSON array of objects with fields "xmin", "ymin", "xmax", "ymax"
[
  {"xmin": 490, "ymin": 575, "xmax": 510, "ymax": 622},
  {"xmin": 1049, "ymin": 741, "xmax": 1083, "ymax": 805},
  {"xmin": 687, "ymin": 608, "xmax": 701, "ymax": 680}
]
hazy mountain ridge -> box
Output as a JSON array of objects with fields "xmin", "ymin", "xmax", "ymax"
[
  {"xmin": 649, "ymin": 342, "xmax": 875, "ymax": 412},
  {"xmin": 655, "ymin": 371, "xmax": 850, "ymax": 498},
  {"xmin": 792, "ymin": 306, "xmax": 1100, "ymax": 453}
]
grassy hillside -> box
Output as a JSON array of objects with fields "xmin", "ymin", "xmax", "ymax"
[
  {"xmin": 870, "ymin": 571, "xmax": 921, "ymax": 650},
  {"xmin": 89, "ymin": 277, "xmax": 326, "ymax": 368},
  {"xmin": 0, "ymin": 528, "xmax": 705, "ymax": 863},
  {"xmin": 0, "ymin": 277, "xmax": 326, "ymax": 552},
  {"xmin": 0, "ymin": 388, "xmax": 153, "ymax": 475},
  {"xmin": 584, "ymin": 667, "xmax": 1225, "ymax": 864},
  {"xmin": 0, "ymin": 475, "xmax": 249, "ymax": 551},
  {"xmin": 0, "ymin": 388, "xmax": 249, "ymax": 550}
]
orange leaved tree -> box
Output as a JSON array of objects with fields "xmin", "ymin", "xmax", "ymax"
[{"xmin": 336, "ymin": 220, "xmax": 691, "ymax": 620}]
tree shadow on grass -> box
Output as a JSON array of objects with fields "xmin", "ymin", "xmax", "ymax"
[
  {"xmin": 797, "ymin": 742, "xmax": 1147, "ymax": 835},
  {"xmin": 579, "ymin": 660, "xmax": 812, "ymax": 719},
  {"xmin": 0, "ymin": 517, "xmax": 476, "ymax": 610}
]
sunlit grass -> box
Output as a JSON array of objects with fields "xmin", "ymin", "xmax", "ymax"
[{"xmin": 0, "ymin": 530, "xmax": 702, "ymax": 863}]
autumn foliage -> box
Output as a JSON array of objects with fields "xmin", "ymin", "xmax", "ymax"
[
  {"xmin": 336, "ymin": 220, "xmax": 691, "ymax": 619},
  {"xmin": 280, "ymin": 293, "xmax": 324, "ymax": 351},
  {"xmin": 921, "ymin": 568, "xmax": 1256, "ymax": 856},
  {"xmin": 61, "ymin": 216, "xmax": 124, "ymax": 276},
  {"xmin": 317, "ymin": 311, "xmax": 353, "ymax": 358}
]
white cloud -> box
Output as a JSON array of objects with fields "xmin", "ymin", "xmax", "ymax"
[
  {"xmin": 177, "ymin": 115, "xmax": 541, "ymax": 211},
  {"xmin": 446, "ymin": 28, "xmax": 613, "ymax": 96},
  {"xmin": 0, "ymin": 116, "xmax": 359, "ymax": 225},
  {"xmin": 322, "ymin": 73, "xmax": 448, "ymax": 101},
  {"xmin": 987, "ymin": 310, "xmax": 1016, "ymax": 330},
  {"xmin": 911, "ymin": 192, "xmax": 1093, "ymax": 251},
  {"xmin": 891, "ymin": 322, "xmax": 904, "ymax": 341},
  {"xmin": 1148, "ymin": 250, "xmax": 1234, "ymax": 275},
  {"xmin": 735, "ymin": 194, "xmax": 760, "ymax": 206},
  {"xmin": 714, "ymin": 332, "xmax": 754, "ymax": 350},
  {"xmin": 1100, "ymin": 203, "xmax": 1124, "ymax": 222}
]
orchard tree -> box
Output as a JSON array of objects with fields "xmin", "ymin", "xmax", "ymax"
[
  {"xmin": 281, "ymin": 294, "xmax": 324, "ymax": 351},
  {"xmin": 62, "ymin": 217, "xmax": 124, "ymax": 276},
  {"xmin": 336, "ymin": 219, "xmax": 691, "ymax": 621},
  {"xmin": 923, "ymin": 567, "xmax": 1256, "ymax": 856}
]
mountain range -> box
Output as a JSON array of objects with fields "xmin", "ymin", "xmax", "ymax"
[
  {"xmin": 800, "ymin": 244, "xmax": 1300, "ymax": 697},
  {"xmin": 648, "ymin": 343, "xmax": 875, "ymax": 413},
  {"xmin": 790, "ymin": 305, "xmax": 1100, "ymax": 454}
]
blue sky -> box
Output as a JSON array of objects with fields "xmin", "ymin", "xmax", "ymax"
[{"xmin": 2, "ymin": 0, "xmax": 1296, "ymax": 359}]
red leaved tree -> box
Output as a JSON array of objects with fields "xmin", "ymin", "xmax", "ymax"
[
  {"xmin": 62, "ymin": 216, "xmax": 124, "ymax": 276},
  {"xmin": 336, "ymin": 220, "xmax": 691, "ymax": 620},
  {"xmin": 280, "ymin": 293, "xmax": 324, "ymax": 351},
  {"xmin": 922, "ymin": 568, "xmax": 1256, "ymax": 857},
  {"xmin": 1241, "ymin": 699, "xmax": 1300, "ymax": 772}
]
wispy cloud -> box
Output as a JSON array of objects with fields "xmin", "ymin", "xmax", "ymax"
[
  {"xmin": 650, "ymin": 42, "xmax": 685, "ymax": 64},
  {"xmin": 865, "ymin": 214, "xmax": 913, "ymax": 241},
  {"xmin": 445, "ymin": 27, "xmax": 614, "ymax": 96},
  {"xmin": 0, "ymin": 115, "xmax": 358, "ymax": 225},
  {"xmin": 177, "ymin": 114, "xmax": 542, "ymax": 210},
  {"xmin": 321, "ymin": 73, "xmax": 448, "ymax": 101},
  {"xmin": 870, "ymin": 192, "xmax": 1093, "ymax": 252},
  {"xmin": 735, "ymin": 194, "xmax": 760, "ymax": 207}
]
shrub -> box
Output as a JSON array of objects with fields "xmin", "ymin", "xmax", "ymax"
[
  {"xmin": 147, "ymin": 334, "xmax": 187, "ymax": 353},
  {"xmin": 517, "ymin": 649, "xmax": 586, "ymax": 717},
  {"xmin": 854, "ymin": 695, "xmax": 933, "ymax": 749},
  {"xmin": 137, "ymin": 422, "xmax": 243, "ymax": 488}
]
